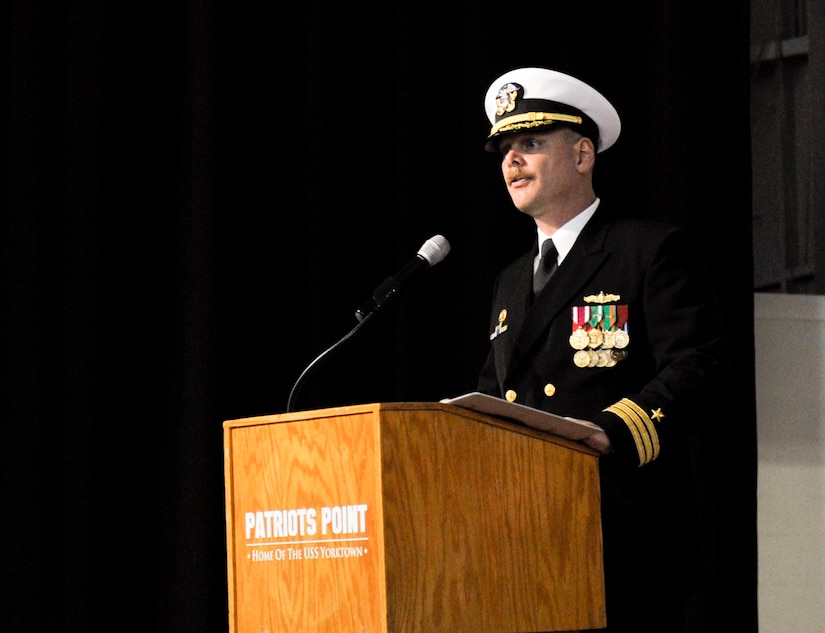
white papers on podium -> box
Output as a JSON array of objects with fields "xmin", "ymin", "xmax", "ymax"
[{"xmin": 440, "ymin": 392, "xmax": 601, "ymax": 441}]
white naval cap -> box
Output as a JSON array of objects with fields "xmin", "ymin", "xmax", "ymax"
[{"xmin": 484, "ymin": 67, "xmax": 621, "ymax": 153}]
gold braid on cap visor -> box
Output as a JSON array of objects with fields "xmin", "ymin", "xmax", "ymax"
[{"xmin": 489, "ymin": 112, "xmax": 583, "ymax": 137}]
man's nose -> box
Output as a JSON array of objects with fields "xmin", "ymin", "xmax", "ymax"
[{"xmin": 503, "ymin": 149, "xmax": 522, "ymax": 165}]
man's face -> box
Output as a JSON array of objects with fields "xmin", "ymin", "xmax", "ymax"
[{"xmin": 497, "ymin": 128, "xmax": 584, "ymax": 218}]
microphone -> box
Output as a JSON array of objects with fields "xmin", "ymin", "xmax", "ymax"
[
  {"xmin": 354, "ymin": 234, "xmax": 451, "ymax": 322},
  {"xmin": 286, "ymin": 233, "xmax": 451, "ymax": 413}
]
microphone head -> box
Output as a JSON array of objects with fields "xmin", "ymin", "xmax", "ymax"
[{"xmin": 417, "ymin": 234, "xmax": 451, "ymax": 266}]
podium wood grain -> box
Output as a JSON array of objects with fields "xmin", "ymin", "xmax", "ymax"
[{"xmin": 224, "ymin": 402, "xmax": 605, "ymax": 632}]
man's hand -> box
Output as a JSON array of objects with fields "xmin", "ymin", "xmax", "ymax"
[{"xmin": 582, "ymin": 430, "xmax": 612, "ymax": 455}]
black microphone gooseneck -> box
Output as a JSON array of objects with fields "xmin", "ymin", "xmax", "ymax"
[
  {"xmin": 286, "ymin": 234, "xmax": 451, "ymax": 413},
  {"xmin": 285, "ymin": 309, "xmax": 377, "ymax": 413}
]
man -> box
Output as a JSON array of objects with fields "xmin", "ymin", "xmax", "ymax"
[{"xmin": 476, "ymin": 67, "xmax": 731, "ymax": 632}]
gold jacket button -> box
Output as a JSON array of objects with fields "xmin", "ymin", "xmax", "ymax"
[
  {"xmin": 543, "ymin": 383, "xmax": 556, "ymax": 397},
  {"xmin": 505, "ymin": 389, "xmax": 517, "ymax": 402}
]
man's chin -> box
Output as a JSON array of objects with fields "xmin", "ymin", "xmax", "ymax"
[{"xmin": 508, "ymin": 194, "xmax": 534, "ymax": 213}]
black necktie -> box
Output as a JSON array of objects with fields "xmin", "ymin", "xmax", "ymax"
[{"xmin": 533, "ymin": 239, "xmax": 558, "ymax": 297}]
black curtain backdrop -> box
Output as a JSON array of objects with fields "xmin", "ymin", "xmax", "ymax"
[{"xmin": 2, "ymin": 2, "xmax": 756, "ymax": 632}]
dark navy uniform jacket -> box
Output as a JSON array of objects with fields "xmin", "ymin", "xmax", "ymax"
[{"xmin": 477, "ymin": 201, "xmax": 731, "ymax": 612}]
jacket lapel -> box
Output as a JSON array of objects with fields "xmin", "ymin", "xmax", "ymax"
[{"xmin": 508, "ymin": 216, "xmax": 612, "ymax": 374}]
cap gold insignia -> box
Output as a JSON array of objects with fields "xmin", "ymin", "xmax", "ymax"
[
  {"xmin": 584, "ymin": 291, "xmax": 621, "ymax": 304},
  {"xmin": 495, "ymin": 83, "xmax": 521, "ymax": 117}
]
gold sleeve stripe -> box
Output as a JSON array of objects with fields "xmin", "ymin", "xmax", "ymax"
[
  {"xmin": 610, "ymin": 400, "xmax": 652, "ymax": 464},
  {"xmin": 616, "ymin": 399, "xmax": 660, "ymax": 464},
  {"xmin": 603, "ymin": 398, "xmax": 661, "ymax": 466},
  {"xmin": 624, "ymin": 398, "xmax": 661, "ymax": 460}
]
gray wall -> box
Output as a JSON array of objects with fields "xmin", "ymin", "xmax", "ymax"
[{"xmin": 755, "ymin": 292, "xmax": 825, "ymax": 631}]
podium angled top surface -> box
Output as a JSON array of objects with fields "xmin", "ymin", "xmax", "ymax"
[{"xmin": 224, "ymin": 401, "xmax": 599, "ymax": 456}]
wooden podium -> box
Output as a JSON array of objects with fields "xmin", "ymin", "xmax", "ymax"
[{"xmin": 223, "ymin": 402, "xmax": 606, "ymax": 633}]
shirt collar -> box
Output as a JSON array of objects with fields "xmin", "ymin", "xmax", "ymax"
[{"xmin": 537, "ymin": 198, "xmax": 600, "ymax": 265}]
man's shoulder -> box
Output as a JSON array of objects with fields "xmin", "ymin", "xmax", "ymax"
[{"xmin": 591, "ymin": 204, "xmax": 685, "ymax": 241}]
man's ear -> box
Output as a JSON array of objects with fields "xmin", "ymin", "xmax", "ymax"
[{"xmin": 575, "ymin": 137, "xmax": 596, "ymax": 172}]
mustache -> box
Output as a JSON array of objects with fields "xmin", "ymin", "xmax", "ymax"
[{"xmin": 506, "ymin": 169, "xmax": 531, "ymax": 182}]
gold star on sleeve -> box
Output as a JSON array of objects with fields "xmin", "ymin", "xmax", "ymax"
[{"xmin": 651, "ymin": 408, "xmax": 665, "ymax": 422}]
